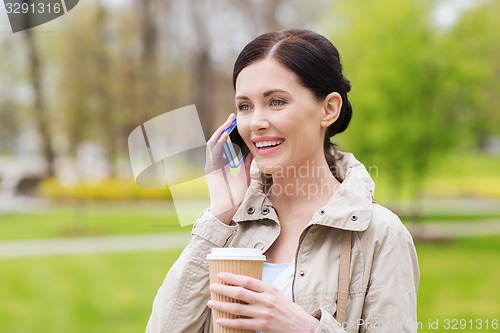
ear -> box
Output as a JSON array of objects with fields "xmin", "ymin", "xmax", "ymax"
[{"xmin": 320, "ymin": 92, "xmax": 342, "ymax": 128}]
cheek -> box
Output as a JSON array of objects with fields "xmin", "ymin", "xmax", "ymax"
[
  {"xmin": 236, "ymin": 116, "xmax": 251, "ymax": 143},
  {"xmin": 276, "ymin": 111, "xmax": 307, "ymax": 136}
]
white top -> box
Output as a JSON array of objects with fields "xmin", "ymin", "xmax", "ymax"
[{"xmin": 262, "ymin": 261, "xmax": 295, "ymax": 299}]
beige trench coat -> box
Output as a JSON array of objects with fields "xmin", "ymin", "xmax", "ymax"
[{"xmin": 146, "ymin": 153, "xmax": 419, "ymax": 333}]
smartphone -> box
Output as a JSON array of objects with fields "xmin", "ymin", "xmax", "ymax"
[{"xmin": 222, "ymin": 119, "xmax": 250, "ymax": 168}]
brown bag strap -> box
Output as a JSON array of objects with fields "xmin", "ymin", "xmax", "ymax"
[{"xmin": 336, "ymin": 230, "xmax": 352, "ymax": 325}]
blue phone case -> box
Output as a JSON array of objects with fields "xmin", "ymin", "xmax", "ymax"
[{"xmin": 222, "ymin": 119, "xmax": 249, "ymax": 168}]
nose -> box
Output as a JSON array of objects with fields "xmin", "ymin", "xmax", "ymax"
[{"xmin": 249, "ymin": 108, "xmax": 269, "ymax": 132}]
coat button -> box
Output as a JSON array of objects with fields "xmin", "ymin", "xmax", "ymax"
[
  {"xmin": 247, "ymin": 207, "xmax": 255, "ymax": 214},
  {"xmin": 319, "ymin": 209, "xmax": 326, "ymax": 216},
  {"xmin": 254, "ymin": 242, "xmax": 265, "ymax": 250},
  {"xmin": 262, "ymin": 207, "xmax": 270, "ymax": 215},
  {"xmin": 299, "ymin": 271, "xmax": 305, "ymax": 277},
  {"xmin": 351, "ymin": 215, "xmax": 358, "ymax": 221}
]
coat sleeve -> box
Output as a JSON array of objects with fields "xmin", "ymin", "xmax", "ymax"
[
  {"xmin": 145, "ymin": 210, "xmax": 239, "ymax": 333},
  {"xmin": 358, "ymin": 213, "xmax": 420, "ymax": 333},
  {"xmin": 311, "ymin": 308, "xmax": 347, "ymax": 332}
]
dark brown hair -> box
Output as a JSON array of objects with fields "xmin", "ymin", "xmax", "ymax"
[{"xmin": 232, "ymin": 29, "xmax": 352, "ymax": 178}]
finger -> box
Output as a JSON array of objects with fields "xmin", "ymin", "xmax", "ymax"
[
  {"xmin": 207, "ymin": 113, "xmax": 236, "ymax": 146},
  {"xmin": 210, "ymin": 283, "xmax": 258, "ymax": 305},
  {"xmin": 215, "ymin": 317, "xmax": 259, "ymax": 331},
  {"xmin": 207, "ymin": 299, "xmax": 260, "ymax": 320},
  {"xmin": 206, "ymin": 114, "xmax": 234, "ymax": 172},
  {"xmin": 211, "ymin": 131, "xmax": 229, "ymax": 163},
  {"xmin": 218, "ymin": 272, "xmax": 268, "ymax": 293},
  {"xmin": 205, "ymin": 132, "xmax": 230, "ymax": 173}
]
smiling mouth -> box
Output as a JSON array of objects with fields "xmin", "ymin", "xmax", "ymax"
[{"xmin": 254, "ymin": 139, "xmax": 285, "ymax": 149}]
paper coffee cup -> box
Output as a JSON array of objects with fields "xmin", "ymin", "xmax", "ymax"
[{"xmin": 207, "ymin": 248, "xmax": 266, "ymax": 333}]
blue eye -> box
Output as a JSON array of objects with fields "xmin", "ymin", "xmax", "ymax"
[
  {"xmin": 238, "ymin": 104, "xmax": 251, "ymax": 112},
  {"xmin": 270, "ymin": 99, "xmax": 284, "ymax": 107}
]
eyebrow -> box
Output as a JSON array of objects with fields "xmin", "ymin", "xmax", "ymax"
[{"xmin": 235, "ymin": 89, "xmax": 289, "ymax": 101}]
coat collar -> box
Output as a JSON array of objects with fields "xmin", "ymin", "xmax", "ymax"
[{"xmin": 233, "ymin": 152, "xmax": 374, "ymax": 232}]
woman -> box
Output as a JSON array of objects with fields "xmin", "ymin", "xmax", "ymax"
[{"xmin": 146, "ymin": 29, "xmax": 419, "ymax": 333}]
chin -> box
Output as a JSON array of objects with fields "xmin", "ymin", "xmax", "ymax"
[{"xmin": 254, "ymin": 158, "xmax": 286, "ymax": 175}]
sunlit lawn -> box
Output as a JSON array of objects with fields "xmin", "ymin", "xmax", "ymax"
[
  {"xmin": 0, "ymin": 237, "xmax": 499, "ymax": 333},
  {"xmin": 416, "ymin": 236, "xmax": 500, "ymax": 332},
  {"xmin": 0, "ymin": 202, "xmax": 188, "ymax": 241},
  {"xmin": 0, "ymin": 249, "xmax": 183, "ymax": 333}
]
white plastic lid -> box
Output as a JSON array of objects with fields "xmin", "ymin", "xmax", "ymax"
[{"xmin": 207, "ymin": 247, "xmax": 266, "ymax": 261}]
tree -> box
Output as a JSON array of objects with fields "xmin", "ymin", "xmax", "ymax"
[
  {"xmin": 39, "ymin": 0, "xmax": 336, "ymax": 180},
  {"xmin": 326, "ymin": 0, "xmax": 474, "ymax": 208},
  {"xmin": 23, "ymin": 19, "xmax": 55, "ymax": 176},
  {"xmin": 94, "ymin": 1, "xmax": 118, "ymax": 176},
  {"xmin": 443, "ymin": 0, "xmax": 500, "ymax": 149},
  {"xmin": 0, "ymin": 38, "xmax": 20, "ymax": 154}
]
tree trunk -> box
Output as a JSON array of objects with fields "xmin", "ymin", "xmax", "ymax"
[
  {"xmin": 138, "ymin": 0, "xmax": 159, "ymax": 122},
  {"xmin": 23, "ymin": 28, "xmax": 55, "ymax": 177},
  {"xmin": 190, "ymin": 0, "xmax": 215, "ymax": 137},
  {"xmin": 95, "ymin": 2, "xmax": 117, "ymax": 177}
]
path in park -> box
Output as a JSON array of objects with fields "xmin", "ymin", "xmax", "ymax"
[
  {"xmin": 1, "ymin": 219, "xmax": 500, "ymax": 258},
  {"xmin": 406, "ymin": 219, "xmax": 500, "ymax": 241},
  {"xmin": 0, "ymin": 232, "xmax": 192, "ymax": 258}
]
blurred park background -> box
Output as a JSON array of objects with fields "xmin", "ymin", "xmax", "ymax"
[{"xmin": 0, "ymin": 0, "xmax": 499, "ymax": 332}]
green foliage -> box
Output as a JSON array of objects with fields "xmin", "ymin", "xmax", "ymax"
[
  {"xmin": 38, "ymin": 175, "xmax": 210, "ymax": 202},
  {"xmin": 325, "ymin": 0, "xmax": 500, "ymax": 201},
  {"xmin": 371, "ymin": 152, "xmax": 500, "ymax": 201},
  {"xmin": 423, "ymin": 151, "xmax": 500, "ymax": 199},
  {"xmin": 443, "ymin": 0, "xmax": 500, "ymax": 144},
  {"xmin": 423, "ymin": 176, "xmax": 500, "ymax": 199}
]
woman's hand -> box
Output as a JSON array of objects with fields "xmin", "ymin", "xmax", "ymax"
[
  {"xmin": 207, "ymin": 273, "xmax": 319, "ymax": 333},
  {"xmin": 205, "ymin": 114, "xmax": 253, "ymax": 224}
]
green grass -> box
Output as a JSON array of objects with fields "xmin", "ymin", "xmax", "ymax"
[
  {"xmin": 0, "ymin": 249, "xmax": 183, "ymax": 333},
  {"xmin": 416, "ymin": 236, "xmax": 500, "ymax": 332},
  {"xmin": 0, "ymin": 202, "xmax": 188, "ymax": 241},
  {"xmin": 1, "ymin": 201, "xmax": 498, "ymax": 241},
  {"xmin": 0, "ymin": 236, "xmax": 499, "ymax": 333}
]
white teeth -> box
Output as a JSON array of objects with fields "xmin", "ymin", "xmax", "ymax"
[{"xmin": 255, "ymin": 139, "xmax": 284, "ymax": 148}]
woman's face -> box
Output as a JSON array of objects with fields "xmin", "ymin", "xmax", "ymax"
[{"xmin": 235, "ymin": 58, "xmax": 335, "ymax": 175}]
